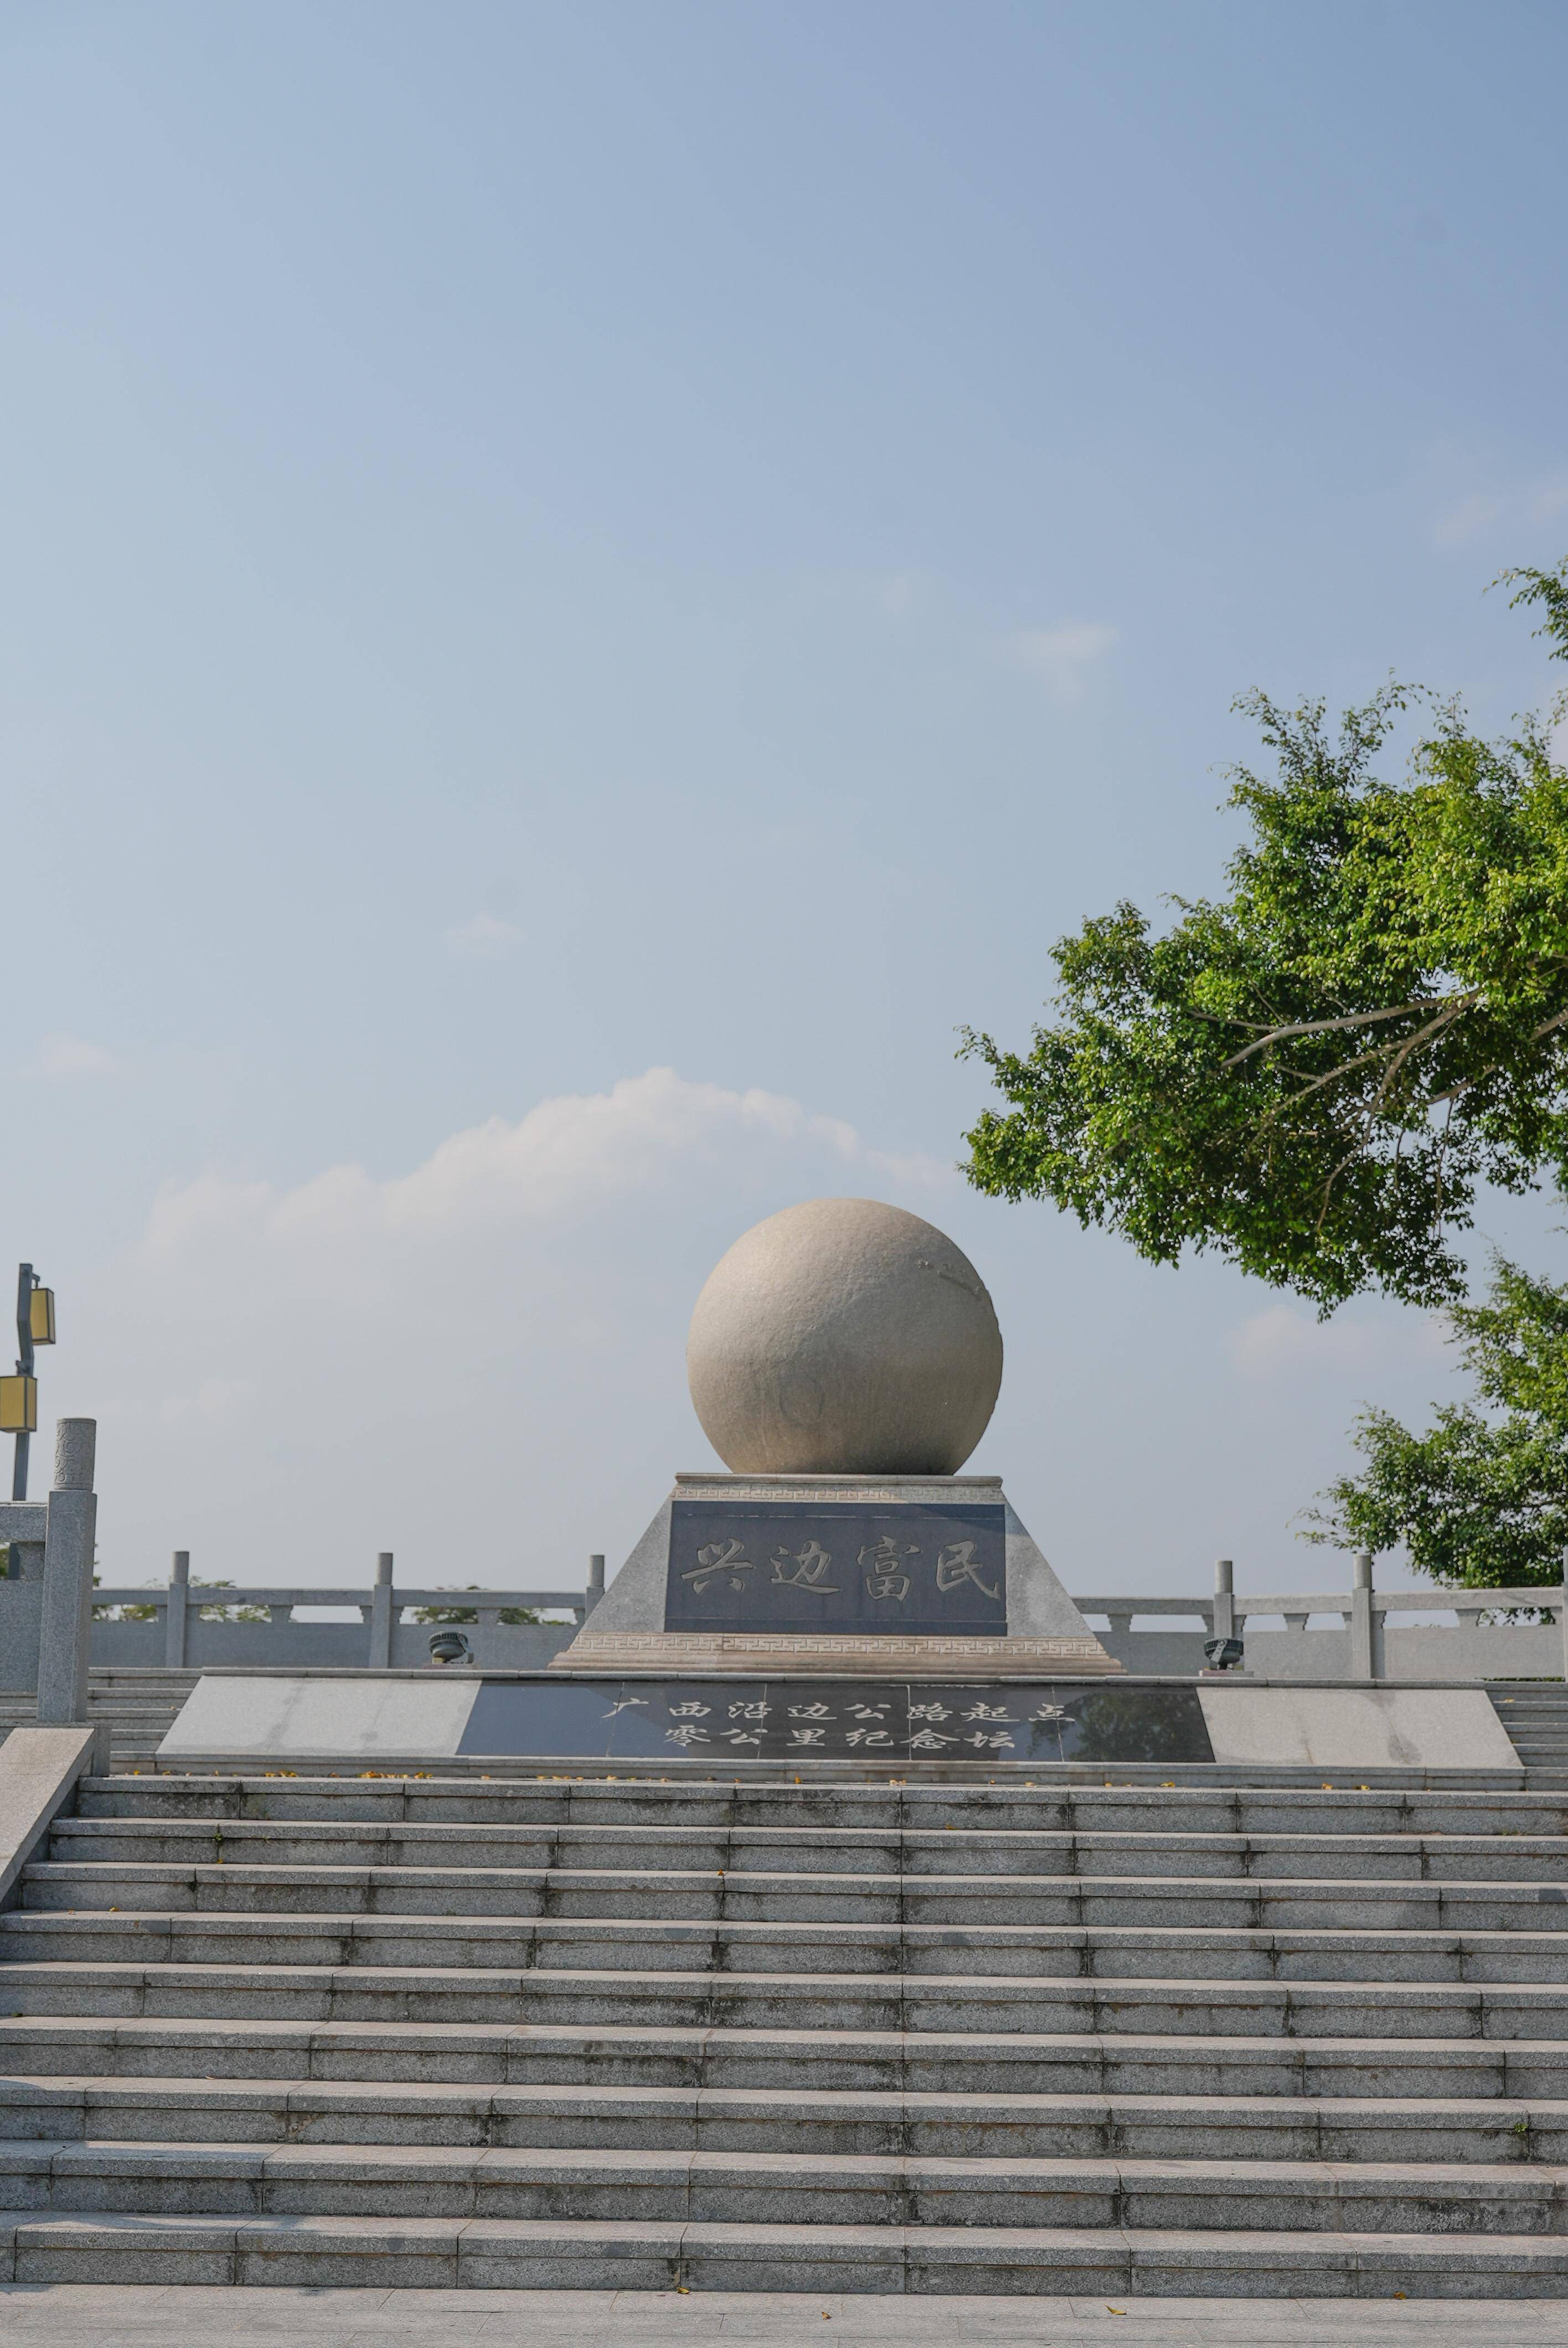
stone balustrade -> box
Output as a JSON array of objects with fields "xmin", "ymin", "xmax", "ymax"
[
  {"xmin": 1078, "ymin": 1560, "xmax": 1568, "ymax": 1678},
  {"xmin": 73, "ymin": 1551, "xmax": 1568, "ymax": 1680},
  {"xmin": 82, "ymin": 1552, "xmax": 605, "ymax": 1671}
]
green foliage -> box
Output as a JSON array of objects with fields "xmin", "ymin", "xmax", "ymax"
[
  {"xmin": 194, "ymin": 1579, "xmax": 271, "ymax": 1624},
  {"xmin": 1302, "ymin": 1254, "xmax": 1568, "ymax": 1587},
  {"xmin": 410, "ymin": 1584, "xmax": 549, "ymax": 1626},
  {"xmin": 962, "ymin": 560, "xmax": 1568, "ymax": 1311},
  {"xmin": 89, "ymin": 1575, "xmax": 270, "ymax": 1623},
  {"xmin": 89, "ymin": 1572, "xmax": 158, "ymax": 1623},
  {"xmin": 92, "ymin": 1586, "xmax": 161, "ymax": 1621}
]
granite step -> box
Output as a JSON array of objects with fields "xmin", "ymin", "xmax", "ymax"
[
  {"xmin": 3, "ymin": 2138, "xmax": 1568, "ymax": 2233},
  {"xmin": 17, "ymin": 1907, "xmax": 1568, "ymax": 1982},
  {"xmin": 6, "ymin": 2207, "xmax": 1568, "ymax": 2293},
  {"xmin": 4, "ymin": 2012, "xmax": 1568, "ymax": 2095},
  {"xmin": 47, "ymin": 1819, "xmax": 1568, "ymax": 1879},
  {"xmin": 75, "ymin": 1777, "xmax": 1568, "ymax": 1839},
  {"xmin": 0, "ymin": 2075, "xmax": 1563, "ymax": 2161},
  {"xmin": 7, "ymin": 1959, "xmax": 1568, "ymax": 2037},
  {"xmin": 20, "ymin": 1865, "xmax": 1568, "ymax": 1933},
  {"xmin": 0, "ymin": 1705, "xmax": 182, "ymax": 1777}
]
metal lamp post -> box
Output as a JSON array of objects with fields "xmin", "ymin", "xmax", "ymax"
[{"xmin": 1, "ymin": 1263, "xmax": 56, "ymax": 1501}]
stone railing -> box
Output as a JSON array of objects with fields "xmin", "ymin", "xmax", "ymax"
[
  {"xmin": 73, "ymin": 1548, "xmax": 1568, "ymax": 1681},
  {"xmin": 1079, "ymin": 1556, "xmax": 1568, "ymax": 1680},
  {"xmin": 84, "ymin": 1553, "xmax": 607, "ymax": 1671}
]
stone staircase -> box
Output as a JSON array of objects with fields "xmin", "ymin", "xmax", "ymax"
[
  {"xmin": 0, "ymin": 1671, "xmax": 197, "ymax": 1770},
  {"xmin": 1489, "ymin": 1686, "xmax": 1568, "ymax": 1782},
  {"xmin": 4, "ymin": 1768, "xmax": 1568, "ymax": 2293}
]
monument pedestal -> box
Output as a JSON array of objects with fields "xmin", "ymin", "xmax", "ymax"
[{"xmin": 553, "ymin": 1472, "xmax": 1120, "ymax": 1676}]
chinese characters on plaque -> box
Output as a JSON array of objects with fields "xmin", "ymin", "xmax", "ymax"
[
  {"xmin": 615, "ymin": 1689, "xmax": 1066, "ymax": 1752},
  {"xmin": 591, "ymin": 1681, "xmax": 1076, "ymax": 1757},
  {"xmin": 455, "ymin": 1675, "xmax": 1215, "ymax": 1764},
  {"xmin": 664, "ymin": 1501, "xmax": 1008, "ymax": 1635}
]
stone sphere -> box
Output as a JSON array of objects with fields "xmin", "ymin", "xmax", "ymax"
[{"xmin": 686, "ymin": 1197, "xmax": 1003, "ymax": 1475}]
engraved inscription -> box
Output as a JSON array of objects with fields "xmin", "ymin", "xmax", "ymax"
[
  {"xmin": 456, "ymin": 1675, "xmax": 1216, "ymax": 1767},
  {"xmin": 665, "ymin": 1501, "xmax": 1007, "ymax": 1636}
]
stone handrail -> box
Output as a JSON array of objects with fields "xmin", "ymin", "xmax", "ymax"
[
  {"xmin": 1076, "ymin": 1560, "xmax": 1568, "ymax": 1680},
  {"xmin": 66, "ymin": 1552, "xmax": 1568, "ymax": 1680},
  {"xmin": 90, "ymin": 1586, "xmax": 591, "ymax": 1611},
  {"xmin": 1078, "ymin": 1589, "xmax": 1559, "ymax": 1615},
  {"xmin": 81, "ymin": 1553, "xmax": 608, "ymax": 1671}
]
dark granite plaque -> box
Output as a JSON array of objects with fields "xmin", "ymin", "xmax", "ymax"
[
  {"xmin": 457, "ymin": 1677, "xmax": 1214, "ymax": 1764},
  {"xmin": 662, "ymin": 1499, "xmax": 1007, "ymax": 1636}
]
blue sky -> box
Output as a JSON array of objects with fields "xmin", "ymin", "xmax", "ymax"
[{"xmin": 3, "ymin": 1, "xmax": 1566, "ymax": 1598}]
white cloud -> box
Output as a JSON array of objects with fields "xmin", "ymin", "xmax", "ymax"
[
  {"xmin": 139, "ymin": 1069, "xmax": 943, "ymax": 1265},
  {"xmin": 65, "ymin": 1070, "xmax": 953, "ymax": 1582},
  {"xmin": 1432, "ymin": 494, "xmax": 1502, "ymax": 548},
  {"xmin": 873, "ymin": 571, "xmax": 921, "ymax": 617},
  {"xmin": 1426, "ymin": 467, "xmax": 1568, "ymax": 545},
  {"xmin": 37, "ymin": 1034, "xmax": 116, "ymax": 1078},
  {"xmin": 446, "ymin": 912, "xmax": 523, "ymax": 957},
  {"xmin": 1009, "ymin": 622, "xmax": 1118, "ymax": 694},
  {"xmin": 1229, "ymin": 1302, "xmax": 1447, "ymax": 1376},
  {"xmin": 817, "ymin": 568, "xmax": 933, "ymax": 622}
]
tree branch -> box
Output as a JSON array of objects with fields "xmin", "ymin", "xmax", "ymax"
[
  {"xmin": 1425, "ymin": 1003, "xmax": 1568, "ymax": 1109},
  {"xmin": 1363, "ymin": 1000, "xmax": 1470, "ymax": 1123},
  {"xmin": 1255, "ymin": 1036, "xmax": 1428, "ymax": 1125},
  {"xmin": 1220, "ymin": 994, "xmax": 1481, "ymax": 1070}
]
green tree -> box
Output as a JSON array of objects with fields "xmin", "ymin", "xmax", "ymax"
[
  {"xmin": 1301, "ymin": 1253, "xmax": 1568, "ymax": 1587},
  {"xmin": 89, "ymin": 1577, "xmax": 272, "ymax": 1624},
  {"xmin": 962, "ymin": 562, "xmax": 1568, "ymax": 1313},
  {"xmin": 409, "ymin": 1585, "xmax": 553, "ymax": 1626}
]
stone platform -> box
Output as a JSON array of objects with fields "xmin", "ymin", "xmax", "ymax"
[{"xmin": 149, "ymin": 1671, "xmax": 1523, "ymax": 1779}]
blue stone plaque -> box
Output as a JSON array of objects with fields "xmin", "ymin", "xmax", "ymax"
[
  {"xmin": 456, "ymin": 1676, "xmax": 1213, "ymax": 1764},
  {"xmin": 662, "ymin": 1498, "xmax": 1007, "ymax": 1636}
]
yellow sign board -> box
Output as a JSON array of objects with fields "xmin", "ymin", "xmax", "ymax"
[{"xmin": 0, "ymin": 1375, "xmax": 38, "ymax": 1434}]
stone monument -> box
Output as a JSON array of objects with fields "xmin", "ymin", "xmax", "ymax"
[{"xmin": 555, "ymin": 1197, "xmax": 1118, "ymax": 1676}]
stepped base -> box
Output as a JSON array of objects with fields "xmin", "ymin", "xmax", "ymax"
[
  {"xmin": 554, "ymin": 1633, "xmax": 1120, "ymax": 1676},
  {"xmin": 8, "ymin": 2211, "xmax": 1568, "ymax": 2294},
  {"xmin": 553, "ymin": 1474, "xmax": 1119, "ymax": 1677}
]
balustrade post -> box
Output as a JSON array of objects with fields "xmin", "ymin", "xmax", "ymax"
[
  {"xmin": 35, "ymin": 1420, "xmax": 97, "ymax": 1727},
  {"xmin": 369, "ymin": 1553, "xmax": 394, "ymax": 1668},
  {"xmin": 1560, "ymin": 1549, "xmax": 1568, "ymax": 1685},
  {"xmin": 584, "ymin": 1553, "xmax": 606, "ymax": 1619},
  {"xmin": 1350, "ymin": 1551, "xmax": 1376, "ymax": 1681},
  {"xmin": 1212, "ymin": 1558, "xmax": 1235, "ymax": 1647},
  {"xmin": 164, "ymin": 1551, "xmax": 189, "ymax": 1667}
]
